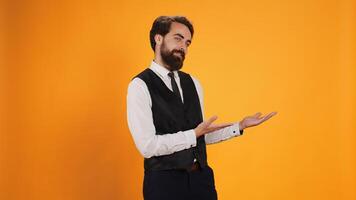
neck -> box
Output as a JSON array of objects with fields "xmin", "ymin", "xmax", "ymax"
[{"xmin": 154, "ymin": 52, "xmax": 172, "ymax": 71}]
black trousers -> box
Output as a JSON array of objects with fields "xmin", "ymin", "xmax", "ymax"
[{"xmin": 143, "ymin": 165, "xmax": 218, "ymax": 200}]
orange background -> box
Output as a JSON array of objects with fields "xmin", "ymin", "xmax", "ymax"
[{"xmin": 1, "ymin": 0, "xmax": 355, "ymax": 199}]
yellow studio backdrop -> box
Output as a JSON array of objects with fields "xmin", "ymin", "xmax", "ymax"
[{"xmin": 1, "ymin": 0, "xmax": 355, "ymax": 199}]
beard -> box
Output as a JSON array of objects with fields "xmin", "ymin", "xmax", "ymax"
[{"xmin": 160, "ymin": 41, "xmax": 185, "ymax": 71}]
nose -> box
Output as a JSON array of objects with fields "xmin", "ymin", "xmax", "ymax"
[
  {"xmin": 178, "ymin": 42, "xmax": 187, "ymax": 53},
  {"xmin": 179, "ymin": 46, "xmax": 186, "ymax": 54}
]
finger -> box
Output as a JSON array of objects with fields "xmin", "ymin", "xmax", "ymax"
[
  {"xmin": 253, "ymin": 112, "xmax": 262, "ymax": 118},
  {"xmin": 218, "ymin": 122, "xmax": 234, "ymax": 127},
  {"xmin": 207, "ymin": 127, "xmax": 225, "ymax": 133},
  {"xmin": 206, "ymin": 125, "xmax": 229, "ymax": 132},
  {"xmin": 209, "ymin": 122, "xmax": 234, "ymax": 129},
  {"xmin": 269, "ymin": 111, "xmax": 277, "ymax": 117},
  {"xmin": 204, "ymin": 115, "xmax": 218, "ymax": 127},
  {"xmin": 265, "ymin": 112, "xmax": 277, "ymax": 119},
  {"xmin": 261, "ymin": 112, "xmax": 277, "ymax": 122}
]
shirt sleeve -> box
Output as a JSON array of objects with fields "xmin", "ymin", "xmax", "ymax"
[
  {"xmin": 126, "ymin": 78, "xmax": 197, "ymax": 158},
  {"xmin": 191, "ymin": 76, "xmax": 243, "ymax": 145}
]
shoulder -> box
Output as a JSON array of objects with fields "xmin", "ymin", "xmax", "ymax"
[
  {"xmin": 128, "ymin": 67, "xmax": 154, "ymax": 89},
  {"xmin": 128, "ymin": 77, "xmax": 147, "ymax": 90},
  {"xmin": 189, "ymin": 74, "xmax": 203, "ymax": 91},
  {"xmin": 178, "ymin": 71, "xmax": 202, "ymax": 88},
  {"xmin": 133, "ymin": 68, "xmax": 152, "ymax": 82},
  {"xmin": 179, "ymin": 71, "xmax": 204, "ymax": 98},
  {"xmin": 128, "ymin": 68, "xmax": 151, "ymax": 96}
]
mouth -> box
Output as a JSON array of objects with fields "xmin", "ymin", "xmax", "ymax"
[{"xmin": 174, "ymin": 52, "xmax": 184, "ymax": 59}]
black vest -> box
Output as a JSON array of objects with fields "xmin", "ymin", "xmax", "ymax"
[{"xmin": 135, "ymin": 68, "xmax": 208, "ymax": 171}]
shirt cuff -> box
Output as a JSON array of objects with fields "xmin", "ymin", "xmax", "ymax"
[
  {"xmin": 185, "ymin": 129, "xmax": 197, "ymax": 148},
  {"xmin": 233, "ymin": 122, "xmax": 244, "ymax": 136}
]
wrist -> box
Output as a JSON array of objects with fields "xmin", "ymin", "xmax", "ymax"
[
  {"xmin": 239, "ymin": 121, "xmax": 245, "ymax": 130},
  {"xmin": 194, "ymin": 128, "xmax": 201, "ymax": 138}
]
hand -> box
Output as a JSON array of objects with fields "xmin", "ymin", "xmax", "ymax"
[
  {"xmin": 239, "ymin": 112, "xmax": 277, "ymax": 130},
  {"xmin": 194, "ymin": 116, "xmax": 234, "ymax": 138}
]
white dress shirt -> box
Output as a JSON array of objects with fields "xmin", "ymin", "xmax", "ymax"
[{"xmin": 127, "ymin": 61, "xmax": 242, "ymax": 159}]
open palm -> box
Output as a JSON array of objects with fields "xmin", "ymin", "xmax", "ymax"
[{"xmin": 239, "ymin": 112, "xmax": 277, "ymax": 130}]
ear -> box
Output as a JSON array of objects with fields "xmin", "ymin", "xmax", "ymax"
[{"xmin": 154, "ymin": 34, "xmax": 163, "ymax": 46}]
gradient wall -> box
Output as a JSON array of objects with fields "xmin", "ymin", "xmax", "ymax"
[{"xmin": 1, "ymin": 0, "xmax": 355, "ymax": 199}]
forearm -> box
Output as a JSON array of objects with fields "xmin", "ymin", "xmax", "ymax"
[
  {"xmin": 205, "ymin": 122, "xmax": 243, "ymax": 144},
  {"xmin": 131, "ymin": 129, "xmax": 197, "ymax": 158}
]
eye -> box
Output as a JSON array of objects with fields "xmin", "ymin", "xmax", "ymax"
[{"xmin": 174, "ymin": 37, "xmax": 182, "ymax": 41}]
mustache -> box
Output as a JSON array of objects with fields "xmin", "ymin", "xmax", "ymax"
[{"xmin": 172, "ymin": 49, "xmax": 185, "ymax": 58}]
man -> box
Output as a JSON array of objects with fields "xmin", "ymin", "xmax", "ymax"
[{"xmin": 127, "ymin": 16, "xmax": 277, "ymax": 200}]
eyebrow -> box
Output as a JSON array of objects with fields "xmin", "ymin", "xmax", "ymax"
[{"xmin": 174, "ymin": 33, "xmax": 192, "ymax": 44}]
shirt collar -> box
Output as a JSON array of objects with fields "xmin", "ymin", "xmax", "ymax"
[{"xmin": 149, "ymin": 60, "xmax": 179, "ymax": 80}]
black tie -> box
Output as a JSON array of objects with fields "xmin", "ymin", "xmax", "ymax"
[{"xmin": 168, "ymin": 72, "xmax": 182, "ymax": 102}]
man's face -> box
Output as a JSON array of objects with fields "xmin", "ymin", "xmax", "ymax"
[{"xmin": 159, "ymin": 22, "xmax": 192, "ymax": 71}]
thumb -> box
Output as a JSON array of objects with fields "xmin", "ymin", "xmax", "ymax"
[
  {"xmin": 253, "ymin": 112, "xmax": 262, "ymax": 118},
  {"xmin": 203, "ymin": 115, "xmax": 218, "ymax": 128}
]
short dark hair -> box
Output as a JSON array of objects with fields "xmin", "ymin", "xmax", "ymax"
[{"xmin": 149, "ymin": 16, "xmax": 194, "ymax": 52}]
